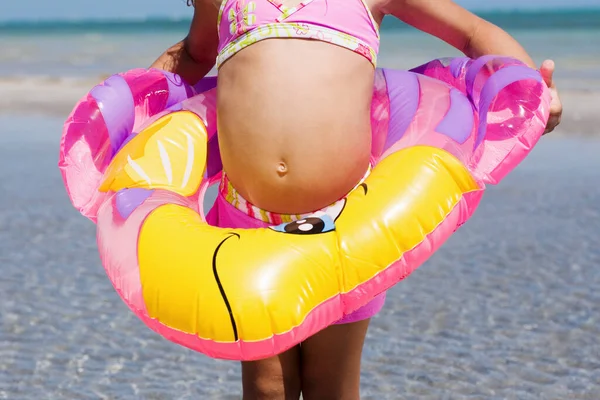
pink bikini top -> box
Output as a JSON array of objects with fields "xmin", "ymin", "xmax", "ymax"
[{"xmin": 216, "ymin": 0, "xmax": 380, "ymax": 68}]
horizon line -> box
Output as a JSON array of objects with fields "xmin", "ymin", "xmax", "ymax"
[{"xmin": 1, "ymin": 6, "xmax": 599, "ymax": 25}]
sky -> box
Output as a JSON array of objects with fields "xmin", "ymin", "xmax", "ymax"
[{"xmin": 1, "ymin": 0, "xmax": 598, "ymax": 22}]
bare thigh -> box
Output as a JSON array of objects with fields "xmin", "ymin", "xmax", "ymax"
[
  {"xmin": 300, "ymin": 319, "xmax": 371, "ymax": 400},
  {"xmin": 241, "ymin": 345, "xmax": 301, "ymax": 400}
]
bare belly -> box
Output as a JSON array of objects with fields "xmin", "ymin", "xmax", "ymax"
[{"xmin": 217, "ymin": 39, "xmax": 374, "ymax": 214}]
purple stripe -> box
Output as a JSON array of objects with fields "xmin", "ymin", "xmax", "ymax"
[
  {"xmin": 465, "ymin": 56, "xmax": 525, "ymax": 104},
  {"xmin": 382, "ymin": 69, "xmax": 420, "ymax": 152},
  {"xmin": 408, "ymin": 60, "xmax": 435, "ymax": 76},
  {"xmin": 160, "ymin": 71, "xmax": 193, "ymax": 107},
  {"xmin": 436, "ymin": 88, "xmax": 474, "ymax": 144},
  {"xmin": 475, "ymin": 65, "xmax": 542, "ymax": 147},
  {"xmin": 90, "ymin": 75, "xmax": 135, "ymax": 155},
  {"xmin": 206, "ymin": 134, "xmax": 223, "ymax": 178},
  {"xmin": 465, "ymin": 55, "xmax": 499, "ymax": 103},
  {"xmin": 115, "ymin": 188, "xmax": 154, "ymax": 219},
  {"xmin": 186, "ymin": 84, "xmax": 195, "ymax": 99},
  {"xmin": 450, "ymin": 57, "xmax": 470, "ymax": 78},
  {"xmin": 167, "ymin": 103, "xmax": 184, "ymax": 112},
  {"xmin": 194, "ymin": 76, "xmax": 218, "ymax": 94}
]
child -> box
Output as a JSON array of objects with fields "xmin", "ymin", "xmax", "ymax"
[{"xmin": 151, "ymin": 1, "xmax": 562, "ymax": 398}]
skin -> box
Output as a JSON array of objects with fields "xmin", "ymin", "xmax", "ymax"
[{"xmin": 150, "ymin": 0, "xmax": 564, "ymax": 398}]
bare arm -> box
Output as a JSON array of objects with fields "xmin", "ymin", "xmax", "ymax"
[
  {"xmin": 378, "ymin": 0, "xmax": 536, "ymax": 67},
  {"xmin": 150, "ymin": 0, "xmax": 220, "ymax": 84}
]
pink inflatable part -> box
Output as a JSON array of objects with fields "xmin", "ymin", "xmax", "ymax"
[
  {"xmin": 58, "ymin": 69, "xmax": 217, "ymax": 222},
  {"xmin": 59, "ymin": 56, "xmax": 550, "ymax": 360},
  {"xmin": 406, "ymin": 56, "xmax": 548, "ymax": 184}
]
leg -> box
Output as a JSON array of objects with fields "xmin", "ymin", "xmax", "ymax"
[
  {"xmin": 300, "ymin": 319, "xmax": 371, "ymax": 400},
  {"xmin": 241, "ymin": 345, "xmax": 302, "ymax": 400}
]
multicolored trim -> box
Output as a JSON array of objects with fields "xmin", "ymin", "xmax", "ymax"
[
  {"xmin": 216, "ymin": 22, "xmax": 378, "ymax": 68},
  {"xmin": 219, "ymin": 166, "xmax": 372, "ymax": 224}
]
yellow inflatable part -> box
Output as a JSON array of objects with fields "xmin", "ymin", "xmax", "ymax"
[
  {"xmin": 139, "ymin": 207, "xmax": 341, "ymax": 342},
  {"xmin": 99, "ymin": 111, "xmax": 208, "ymax": 197}
]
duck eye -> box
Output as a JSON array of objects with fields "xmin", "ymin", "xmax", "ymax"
[
  {"xmin": 268, "ymin": 199, "xmax": 346, "ymax": 235},
  {"xmin": 285, "ymin": 217, "xmax": 326, "ymax": 234},
  {"xmin": 270, "ymin": 216, "xmax": 335, "ymax": 235}
]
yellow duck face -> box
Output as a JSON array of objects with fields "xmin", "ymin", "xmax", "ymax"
[
  {"xmin": 99, "ymin": 111, "xmax": 480, "ymax": 346},
  {"xmin": 138, "ymin": 200, "xmax": 346, "ymax": 344}
]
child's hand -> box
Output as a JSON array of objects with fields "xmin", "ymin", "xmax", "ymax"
[{"xmin": 540, "ymin": 60, "xmax": 562, "ymax": 134}]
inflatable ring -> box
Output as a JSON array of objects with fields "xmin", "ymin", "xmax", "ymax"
[{"xmin": 59, "ymin": 57, "xmax": 550, "ymax": 360}]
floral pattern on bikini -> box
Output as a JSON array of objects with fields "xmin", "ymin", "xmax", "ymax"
[
  {"xmin": 293, "ymin": 23, "xmax": 310, "ymax": 36},
  {"xmin": 217, "ymin": 22, "xmax": 377, "ymax": 67},
  {"xmin": 355, "ymin": 44, "xmax": 372, "ymax": 61},
  {"xmin": 309, "ymin": 29, "xmax": 333, "ymax": 43},
  {"xmin": 229, "ymin": 0, "xmax": 257, "ymax": 36}
]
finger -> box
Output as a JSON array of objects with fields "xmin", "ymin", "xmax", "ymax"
[
  {"xmin": 540, "ymin": 60, "xmax": 555, "ymax": 88},
  {"xmin": 543, "ymin": 114, "xmax": 561, "ymax": 135},
  {"xmin": 550, "ymin": 88, "xmax": 563, "ymax": 117}
]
